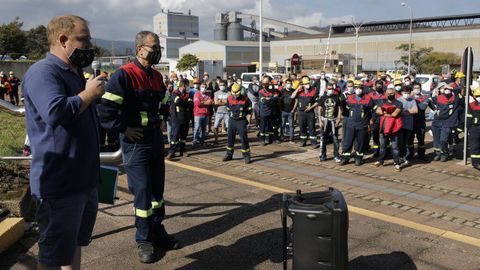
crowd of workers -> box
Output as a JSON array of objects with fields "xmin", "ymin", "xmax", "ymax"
[
  {"xmin": 17, "ymin": 14, "xmax": 480, "ymax": 268},
  {"xmin": 0, "ymin": 70, "xmax": 21, "ymax": 105},
  {"xmin": 129, "ymin": 70, "xmax": 480, "ymax": 171}
]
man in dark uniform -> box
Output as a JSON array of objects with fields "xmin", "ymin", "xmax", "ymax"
[
  {"xmin": 291, "ymin": 76, "xmax": 318, "ymax": 148},
  {"xmin": 412, "ymin": 82, "xmax": 433, "ymax": 161},
  {"xmin": 258, "ymin": 76, "xmax": 279, "ymax": 145},
  {"xmin": 167, "ymin": 78, "xmax": 193, "ymax": 160},
  {"xmin": 431, "ymin": 83, "xmax": 459, "ymax": 162},
  {"xmin": 7, "ymin": 71, "xmax": 21, "ymax": 105},
  {"xmin": 467, "ymin": 87, "xmax": 480, "ymax": 170},
  {"xmin": 279, "ymin": 79, "xmax": 297, "ymax": 143},
  {"xmin": 368, "ymin": 80, "xmax": 387, "ymax": 157},
  {"xmin": 223, "ymin": 83, "xmax": 252, "ymax": 164},
  {"xmin": 98, "ymin": 31, "xmax": 178, "ymax": 263},
  {"xmin": 340, "ymin": 80, "xmax": 374, "ymax": 166}
]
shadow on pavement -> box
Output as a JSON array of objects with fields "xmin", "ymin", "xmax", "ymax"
[
  {"xmin": 173, "ymin": 194, "xmax": 282, "ymax": 249},
  {"xmin": 176, "ymin": 228, "xmax": 284, "ymax": 270},
  {"xmin": 349, "ymin": 251, "xmax": 417, "ymax": 270}
]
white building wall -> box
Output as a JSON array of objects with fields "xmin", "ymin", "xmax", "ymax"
[{"xmin": 270, "ymin": 28, "xmax": 480, "ymax": 71}]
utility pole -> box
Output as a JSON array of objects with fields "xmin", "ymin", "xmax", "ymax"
[
  {"xmin": 402, "ymin": 2, "xmax": 413, "ymax": 75},
  {"xmin": 259, "ymin": 0, "xmax": 263, "ymax": 76}
]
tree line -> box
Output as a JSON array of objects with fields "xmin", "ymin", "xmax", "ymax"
[{"xmin": 0, "ymin": 17, "xmax": 110, "ymax": 60}]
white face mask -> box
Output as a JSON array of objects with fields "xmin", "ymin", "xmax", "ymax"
[
  {"xmin": 476, "ymin": 97, "xmax": 480, "ymax": 102},
  {"xmin": 347, "ymin": 87, "xmax": 354, "ymax": 93},
  {"xmin": 193, "ymin": 84, "xmax": 199, "ymax": 89},
  {"xmin": 200, "ymin": 86, "xmax": 206, "ymax": 92},
  {"xmin": 268, "ymin": 85, "xmax": 273, "ymax": 90},
  {"xmin": 413, "ymin": 88, "xmax": 421, "ymax": 95},
  {"xmin": 395, "ymin": 86, "xmax": 402, "ymax": 91},
  {"xmin": 327, "ymin": 89, "xmax": 334, "ymax": 96},
  {"xmin": 219, "ymin": 86, "xmax": 226, "ymax": 91},
  {"xmin": 286, "ymin": 84, "xmax": 292, "ymax": 89},
  {"xmin": 204, "ymin": 77, "xmax": 209, "ymax": 81},
  {"xmin": 444, "ymin": 89, "xmax": 451, "ymax": 95},
  {"xmin": 404, "ymin": 81, "xmax": 411, "ymax": 86},
  {"xmin": 402, "ymin": 93, "xmax": 410, "ymax": 99},
  {"xmin": 355, "ymin": 88, "xmax": 363, "ymax": 96}
]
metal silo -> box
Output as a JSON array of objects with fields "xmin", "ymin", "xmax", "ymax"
[
  {"xmin": 214, "ymin": 23, "xmax": 227, "ymax": 40},
  {"xmin": 227, "ymin": 22, "xmax": 244, "ymax": 41}
]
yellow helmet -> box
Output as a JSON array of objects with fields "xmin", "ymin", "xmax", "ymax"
[
  {"xmin": 353, "ymin": 80, "xmax": 363, "ymax": 87},
  {"xmin": 192, "ymin": 78, "xmax": 201, "ymax": 84},
  {"xmin": 455, "ymin": 72, "xmax": 466, "ymax": 79},
  {"xmin": 301, "ymin": 76, "xmax": 310, "ymax": 84},
  {"xmin": 393, "ymin": 79, "xmax": 403, "ymax": 86},
  {"xmin": 292, "ymin": 80, "xmax": 300, "ymax": 90},
  {"xmin": 231, "ymin": 83, "xmax": 241, "ymax": 95},
  {"xmin": 473, "ymin": 87, "xmax": 480, "ymax": 97}
]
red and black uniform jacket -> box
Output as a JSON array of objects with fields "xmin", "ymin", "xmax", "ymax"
[
  {"xmin": 169, "ymin": 89, "xmax": 192, "ymax": 122},
  {"xmin": 98, "ymin": 59, "xmax": 167, "ymax": 143},
  {"xmin": 227, "ymin": 95, "xmax": 252, "ymax": 120},
  {"xmin": 346, "ymin": 94, "xmax": 374, "ymax": 128},
  {"xmin": 296, "ymin": 87, "xmax": 318, "ymax": 113},
  {"xmin": 431, "ymin": 94, "xmax": 459, "ymax": 127},
  {"xmin": 467, "ymin": 99, "xmax": 480, "ymax": 127}
]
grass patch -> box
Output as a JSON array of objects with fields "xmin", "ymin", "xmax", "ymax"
[{"xmin": 0, "ymin": 111, "xmax": 26, "ymax": 156}]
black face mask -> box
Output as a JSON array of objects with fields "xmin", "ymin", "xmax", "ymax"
[
  {"xmin": 145, "ymin": 49, "xmax": 162, "ymax": 65},
  {"xmin": 69, "ymin": 48, "xmax": 95, "ymax": 68},
  {"xmin": 387, "ymin": 95, "xmax": 395, "ymax": 101}
]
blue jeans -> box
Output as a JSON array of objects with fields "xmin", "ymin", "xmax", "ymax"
[
  {"xmin": 193, "ymin": 115, "xmax": 208, "ymax": 145},
  {"xmin": 281, "ymin": 111, "xmax": 294, "ymax": 141}
]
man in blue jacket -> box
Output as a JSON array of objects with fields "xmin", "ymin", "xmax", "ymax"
[{"xmin": 23, "ymin": 15, "xmax": 105, "ymax": 269}]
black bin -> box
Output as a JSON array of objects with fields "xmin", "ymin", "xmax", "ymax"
[{"xmin": 281, "ymin": 188, "xmax": 348, "ymax": 270}]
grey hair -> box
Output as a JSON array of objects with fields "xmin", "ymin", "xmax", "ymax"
[{"xmin": 135, "ymin": 31, "xmax": 159, "ymax": 48}]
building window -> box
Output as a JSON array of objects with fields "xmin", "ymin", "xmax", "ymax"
[
  {"xmin": 179, "ymin": 32, "xmax": 185, "ymax": 35},
  {"xmin": 193, "ymin": 32, "xmax": 198, "ymax": 36}
]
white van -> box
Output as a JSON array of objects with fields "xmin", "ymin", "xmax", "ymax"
[
  {"xmin": 240, "ymin": 72, "xmax": 284, "ymax": 89},
  {"xmin": 414, "ymin": 74, "xmax": 439, "ymax": 95}
]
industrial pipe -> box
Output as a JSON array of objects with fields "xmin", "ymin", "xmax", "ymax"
[
  {"xmin": 1, "ymin": 148, "xmax": 123, "ymax": 164},
  {"xmin": 0, "ymin": 99, "xmax": 25, "ymax": 117}
]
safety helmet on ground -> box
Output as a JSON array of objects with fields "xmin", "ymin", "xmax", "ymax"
[
  {"xmin": 455, "ymin": 72, "xmax": 466, "ymax": 79},
  {"xmin": 231, "ymin": 83, "xmax": 241, "ymax": 95}
]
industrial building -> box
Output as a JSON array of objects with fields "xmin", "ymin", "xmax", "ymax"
[
  {"xmin": 270, "ymin": 13, "xmax": 480, "ymax": 73},
  {"xmin": 167, "ymin": 12, "xmax": 480, "ymax": 76},
  {"xmin": 178, "ymin": 40, "xmax": 270, "ymax": 78},
  {"xmin": 153, "ymin": 10, "xmax": 200, "ymax": 60}
]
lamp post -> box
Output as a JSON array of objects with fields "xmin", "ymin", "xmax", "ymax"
[
  {"xmin": 259, "ymin": 0, "xmax": 263, "ymax": 76},
  {"xmin": 401, "ymin": 2, "xmax": 413, "ymax": 75},
  {"xmin": 349, "ymin": 20, "xmax": 364, "ymax": 75}
]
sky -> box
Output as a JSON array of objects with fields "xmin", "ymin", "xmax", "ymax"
[{"xmin": 1, "ymin": 0, "xmax": 479, "ymax": 42}]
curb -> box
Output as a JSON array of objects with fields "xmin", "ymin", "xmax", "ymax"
[{"xmin": 0, "ymin": 217, "xmax": 24, "ymax": 254}]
